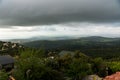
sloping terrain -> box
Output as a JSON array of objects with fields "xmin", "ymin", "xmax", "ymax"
[{"xmin": 23, "ymin": 36, "xmax": 120, "ymax": 58}]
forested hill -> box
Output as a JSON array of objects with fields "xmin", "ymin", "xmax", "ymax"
[
  {"xmin": 23, "ymin": 36, "xmax": 120, "ymax": 49},
  {"xmin": 23, "ymin": 36, "xmax": 120, "ymax": 58}
]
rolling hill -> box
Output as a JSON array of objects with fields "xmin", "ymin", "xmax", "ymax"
[{"xmin": 23, "ymin": 36, "xmax": 120, "ymax": 58}]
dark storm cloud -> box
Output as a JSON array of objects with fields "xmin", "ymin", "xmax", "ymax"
[{"xmin": 0, "ymin": 0, "xmax": 120, "ymax": 27}]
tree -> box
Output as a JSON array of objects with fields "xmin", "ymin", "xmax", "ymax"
[
  {"xmin": 92, "ymin": 57, "xmax": 107, "ymax": 77},
  {"xmin": 67, "ymin": 59, "xmax": 92, "ymax": 80},
  {"xmin": 20, "ymin": 48, "xmax": 45, "ymax": 59},
  {"xmin": 14, "ymin": 49, "xmax": 64, "ymax": 80}
]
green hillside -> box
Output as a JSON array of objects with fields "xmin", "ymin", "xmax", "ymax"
[{"xmin": 23, "ymin": 36, "xmax": 120, "ymax": 58}]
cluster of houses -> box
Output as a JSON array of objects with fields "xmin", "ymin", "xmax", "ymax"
[{"xmin": 1, "ymin": 42, "xmax": 23, "ymax": 51}]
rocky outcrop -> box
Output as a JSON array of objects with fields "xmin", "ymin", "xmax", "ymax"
[
  {"xmin": 104, "ymin": 72, "xmax": 120, "ymax": 80},
  {"xmin": 83, "ymin": 75, "xmax": 102, "ymax": 80}
]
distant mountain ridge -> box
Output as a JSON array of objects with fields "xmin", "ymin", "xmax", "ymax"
[
  {"xmin": 6, "ymin": 36, "xmax": 78, "ymax": 43},
  {"xmin": 22, "ymin": 36, "xmax": 120, "ymax": 58},
  {"xmin": 23, "ymin": 36, "xmax": 120, "ymax": 49},
  {"xmin": 5, "ymin": 36, "xmax": 120, "ymax": 43}
]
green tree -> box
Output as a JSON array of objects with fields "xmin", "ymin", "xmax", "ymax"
[
  {"xmin": 14, "ymin": 49, "xmax": 64, "ymax": 80},
  {"xmin": 67, "ymin": 59, "xmax": 92, "ymax": 80},
  {"xmin": 92, "ymin": 57, "xmax": 107, "ymax": 77},
  {"xmin": 20, "ymin": 48, "xmax": 45, "ymax": 59},
  {"xmin": 0, "ymin": 70, "xmax": 8, "ymax": 80}
]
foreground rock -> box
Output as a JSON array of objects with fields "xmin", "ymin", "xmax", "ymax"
[
  {"xmin": 83, "ymin": 75, "xmax": 102, "ymax": 80},
  {"xmin": 104, "ymin": 72, "xmax": 120, "ymax": 80}
]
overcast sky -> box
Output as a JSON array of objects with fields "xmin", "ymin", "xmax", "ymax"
[{"xmin": 0, "ymin": 0, "xmax": 120, "ymax": 39}]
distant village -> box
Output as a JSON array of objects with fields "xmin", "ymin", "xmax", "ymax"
[{"xmin": 0, "ymin": 41, "xmax": 23, "ymax": 51}]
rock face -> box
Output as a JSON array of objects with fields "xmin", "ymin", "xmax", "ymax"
[
  {"xmin": 104, "ymin": 72, "xmax": 120, "ymax": 80},
  {"xmin": 0, "ymin": 55, "xmax": 14, "ymax": 71},
  {"xmin": 83, "ymin": 75, "xmax": 102, "ymax": 80}
]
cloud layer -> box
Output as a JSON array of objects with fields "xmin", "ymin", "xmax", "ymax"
[
  {"xmin": 0, "ymin": 23, "xmax": 120, "ymax": 39},
  {"xmin": 0, "ymin": 0, "xmax": 120, "ymax": 26},
  {"xmin": 0, "ymin": 0, "xmax": 120, "ymax": 39}
]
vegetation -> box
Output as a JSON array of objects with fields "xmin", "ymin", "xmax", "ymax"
[
  {"xmin": 0, "ymin": 70, "xmax": 8, "ymax": 80},
  {"xmin": 6, "ymin": 49, "xmax": 110, "ymax": 80},
  {"xmin": 0, "ymin": 37, "xmax": 120, "ymax": 80},
  {"xmin": 9, "ymin": 48, "xmax": 119, "ymax": 80},
  {"xmin": 1, "ymin": 47, "xmax": 120, "ymax": 80},
  {"xmin": 23, "ymin": 36, "xmax": 120, "ymax": 59}
]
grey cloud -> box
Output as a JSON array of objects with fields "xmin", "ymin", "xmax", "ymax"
[{"xmin": 0, "ymin": 0, "xmax": 120, "ymax": 26}]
